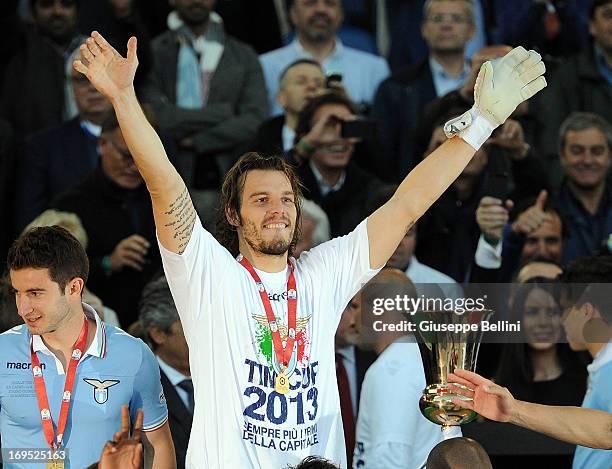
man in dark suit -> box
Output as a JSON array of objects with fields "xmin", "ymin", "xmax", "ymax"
[
  {"xmin": 142, "ymin": 0, "xmax": 268, "ymax": 230},
  {"xmin": 14, "ymin": 60, "xmax": 113, "ymax": 233},
  {"xmin": 139, "ymin": 276, "xmax": 192, "ymax": 469},
  {"xmin": 251, "ymin": 58, "xmax": 325, "ymax": 156},
  {"xmin": 372, "ymin": 0, "xmax": 475, "ymax": 179},
  {"xmin": 51, "ymin": 112, "xmax": 161, "ymax": 326}
]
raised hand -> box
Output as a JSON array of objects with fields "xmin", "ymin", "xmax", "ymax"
[
  {"xmin": 296, "ymin": 103, "xmax": 356, "ymax": 156},
  {"xmin": 476, "ymin": 196, "xmax": 513, "ymax": 243},
  {"xmin": 447, "ymin": 368, "xmax": 516, "ymax": 423},
  {"xmin": 109, "ymin": 234, "xmax": 151, "ymax": 272},
  {"xmin": 445, "ymin": 47, "xmax": 546, "ymax": 140},
  {"xmin": 511, "ymin": 190, "xmax": 548, "ymax": 235},
  {"xmin": 474, "ymin": 46, "xmax": 546, "ymax": 127},
  {"xmin": 98, "ymin": 405, "xmax": 143, "ymax": 469},
  {"xmin": 73, "ymin": 31, "xmax": 139, "ymax": 101}
]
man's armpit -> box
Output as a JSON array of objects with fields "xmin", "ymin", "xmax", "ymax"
[{"xmin": 163, "ymin": 186, "xmax": 197, "ymax": 254}]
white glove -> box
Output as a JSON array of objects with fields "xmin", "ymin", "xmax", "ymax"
[{"xmin": 444, "ymin": 46, "xmax": 547, "ymax": 150}]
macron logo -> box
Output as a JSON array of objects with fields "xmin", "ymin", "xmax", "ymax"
[{"xmin": 6, "ymin": 362, "xmax": 46, "ymax": 370}]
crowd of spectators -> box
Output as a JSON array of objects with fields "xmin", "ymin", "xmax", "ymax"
[{"xmin": 1, "ymin": 0, "xmax": 611, "ymax": 468}]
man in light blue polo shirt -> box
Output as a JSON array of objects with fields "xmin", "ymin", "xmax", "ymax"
[
  {"xmin": 260, "ymin": 0, "xmax": 389, "ymax": 116},
  {"xmin": 560, "ymin": 255, "xmax": 612, "ymax": 469},
  {"xmin": 0, "ymin": 226, "xmax": 175, "ymax": 468}
]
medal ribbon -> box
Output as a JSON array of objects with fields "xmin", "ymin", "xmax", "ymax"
[
  {"xmin": 30, "ymin": 318, "xmax": 89, "ymax": 450},
  {"xmin": 238, "ymin": 256, "xmax": 297, "ymax": 369}
]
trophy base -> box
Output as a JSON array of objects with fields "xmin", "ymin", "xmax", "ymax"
[{"xmin": 419, "ymin": 384, "xmax": 478, "ymax": 426}]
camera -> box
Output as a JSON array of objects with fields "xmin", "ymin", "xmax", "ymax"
[{"xmin": 341, "ymin": 119, "xmax": 377, "ymax": 139}]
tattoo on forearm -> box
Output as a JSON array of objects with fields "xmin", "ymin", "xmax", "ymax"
[{"xmin": 163, "ymin": 187, "xmax": 197, "ymax": 253}]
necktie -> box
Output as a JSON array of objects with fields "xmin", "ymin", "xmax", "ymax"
[
  {"xmin": 336, "ymin": 353, "xmax": 355, "ymax": 467},
  {"xmin": 178, "ymin": 378, "xmax": 195, "ymax": 414}
]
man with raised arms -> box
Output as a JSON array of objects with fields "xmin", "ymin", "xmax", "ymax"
[{"xmin": 74, "ymin": 31, "xmax": 546, "ymax": 468}]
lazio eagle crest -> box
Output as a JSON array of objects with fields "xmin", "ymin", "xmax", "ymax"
[
  {"xmin": 83, "ymin": 378, "xmax": 120, "ymax": 404},
  {"xmin": 251, "ymin": 314, "xmax": 312, "ymax": 372}
]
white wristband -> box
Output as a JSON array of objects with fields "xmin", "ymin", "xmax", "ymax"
[{"xmin": 444, "ymin": 108, "xmax": 496, "ymax": 151}]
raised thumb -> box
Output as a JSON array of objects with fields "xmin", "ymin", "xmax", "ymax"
[{"xmin": 535, "ymin": 190, "xmax": 547, "ymax": 209}]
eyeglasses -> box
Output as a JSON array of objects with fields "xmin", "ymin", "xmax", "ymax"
[
  {"xmin": 36, "ymin": 0, "xmax": 76, "ymax": 8},
  {"xmin": 427, "ymin": 13, "xmax": 472, "ymax": 24},
  {"xmin": 109, "ymin": 140, "xmax": 134, "ymax": 162}
]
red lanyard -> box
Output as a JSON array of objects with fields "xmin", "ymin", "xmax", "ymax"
[
  {"xmin": 238, "ymin": 256, "xmax": 297, "ymax": 369},
  {"xmin": 30, "ymin": 318, "xmax": 89, "ymax": 450}
]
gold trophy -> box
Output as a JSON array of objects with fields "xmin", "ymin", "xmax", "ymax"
[{"xmin": 415, "ymin": 309, "xmax": 494, "ymax": 435}]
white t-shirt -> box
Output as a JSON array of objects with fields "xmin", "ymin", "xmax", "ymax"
[
  {"xmin": 159, "ymin": 217, "xmax": 379, "ymax": 469},
  {"xmin": 353, "ymin": 337, "xmax": 461, "ymax": 469}
]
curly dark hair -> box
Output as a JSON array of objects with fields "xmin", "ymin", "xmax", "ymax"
[
  {"xmin": 215, "ymin": 152, "xmax": 304, "ymax": 256},
  {"xmin": 7, "ymin": 225, "xmax": 89, "ymax": 292}
]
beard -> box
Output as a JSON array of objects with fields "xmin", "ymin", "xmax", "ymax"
[
  {"xmin": 177, "ymin": 7, "xmax": 210, "ymax": 27},
  {"xmin": 242, "ymin": 217, "xmax": 294, "ymax": 256},
  {"xmin": 40, "ymin": 18, "xmax": 76, "ymax": 46},
  {"xmin": 250, "ymin": 238, "xmax": 291, "ymax": 256},
  {"xmin": 303, "ymin": 15, "xmax": 335, "ymax": 43}
]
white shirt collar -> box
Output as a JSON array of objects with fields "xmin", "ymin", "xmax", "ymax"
[
  {"xmin": 79, "ymin": 120, "xmax": 102, "ymax": 138},
  {"xmin": 336, "ymin": 345, "xmax": 356, "ymax": 364},
  {"xmin": 588, "ymin": 342, "xmax": 612, "ymax": 374},
  {"xmin": 31, "ymin": 303, "xmax": 107, "ymax": 359},
  {"xmin": 405, "ymin": 255, "xmax": 420, "ymax": 276},
  {"xmin": 309, "ymin": 160, "xmax": 346, "ymax": 196},
  {"xmin": 428, "ymin": 56, "xmax": 470, "ymax": 79},
  {"xmin": 282, "ymin": 123, "xmax": 295, "ymax": 152},
  {"xmin": 157, "ymin": 355, "xmax": 190, "ymax": 386},
  {"xmin": 290, "ymin": 37, "xmax": 344, "ymax": 63}
]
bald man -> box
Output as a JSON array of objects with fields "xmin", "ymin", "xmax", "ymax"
[
  {"xmin": 426, "ymin": 437, "xmax": 492, "ymax": 469},
  {"xmin": 352, "ymin": 268, "xmax": 460, "ymax": 469}
]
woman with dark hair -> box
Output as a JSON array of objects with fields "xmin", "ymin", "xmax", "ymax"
[{"xmin": 495, "ymin": 276, "xmax": 588, "ymax": 406}]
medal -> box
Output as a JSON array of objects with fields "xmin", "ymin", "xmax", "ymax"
[
  {"xmin": 239, "ymin": 256, "xmax": 298, "ymax": 390},
  {"xmin": 275, "ymin": 369, "xmax": 290, "ymax": 395},
  {"xmin": 46, "ymin": 460, "xmax": 65, "ymax": 469}
]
